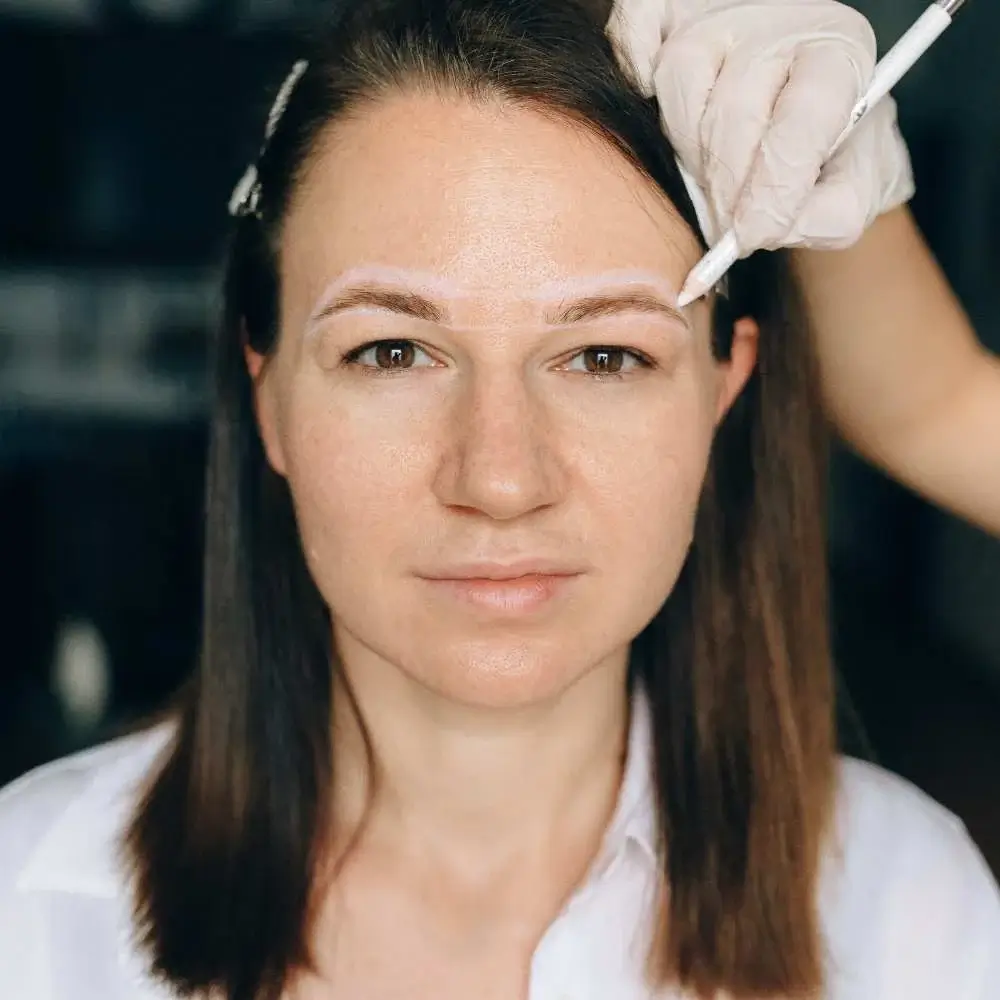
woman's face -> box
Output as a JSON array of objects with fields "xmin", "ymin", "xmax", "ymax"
[{"xmin": 252, "ymin": 90, "xmax": 757, "ymax": 708}]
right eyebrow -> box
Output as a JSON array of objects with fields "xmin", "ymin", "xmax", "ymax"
[{"xmin": 308, "ymin": 284, "xmax": 445, "ymax": 325}]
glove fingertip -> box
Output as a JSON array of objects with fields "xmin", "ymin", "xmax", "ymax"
[{"xmin": 605, "ymin": 6, "xmax": 660, "ymax": 95}]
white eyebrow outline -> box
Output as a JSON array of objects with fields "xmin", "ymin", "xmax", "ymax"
[{"xmin": 303, "ymin": 266, "xmax": 692, "ymax": 337}]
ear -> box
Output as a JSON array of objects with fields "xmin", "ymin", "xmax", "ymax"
[
  {"xmin": 713, "ymin": 315, "xmax": 759, "ymax": 424},
  {"xmin": 245, "ymin": 343, "xmax": 288, "ymax": 477}
]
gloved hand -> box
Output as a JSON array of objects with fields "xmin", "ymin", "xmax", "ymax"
[{"xmin": 607, "ymin": 0, "xmax": 915, "ymax": 252}]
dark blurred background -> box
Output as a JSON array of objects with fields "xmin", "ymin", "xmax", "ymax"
[{"xmin": 1, "ymin": 0, "xmax": 998, "ymax": 873}]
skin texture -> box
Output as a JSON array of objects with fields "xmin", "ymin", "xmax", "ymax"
[
  {"xmin": 794, "ymin": 207, "xmax": 1000, "ymax": 537},
  {"xmin": 248, "ymin": 90, "xmax": 757, "ymax": 999}
]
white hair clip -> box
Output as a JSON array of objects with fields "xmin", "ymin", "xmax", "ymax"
[{"xmin": 229, "ymin": 59, "xmax": 310, "ymax": 219}]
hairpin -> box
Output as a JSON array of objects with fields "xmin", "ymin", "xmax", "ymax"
[{"xmin": 229, "ymin": 59, "xmax": 309, "ymax": 219}]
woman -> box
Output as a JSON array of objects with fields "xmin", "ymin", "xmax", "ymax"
[{"xmin": 0, "ymin": 2, "xmax": 997, "ymax": 999}]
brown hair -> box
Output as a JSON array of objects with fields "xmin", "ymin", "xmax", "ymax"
[{"xmin": 126, "ymin": 1, "xmax": 835, "ymax": 998}]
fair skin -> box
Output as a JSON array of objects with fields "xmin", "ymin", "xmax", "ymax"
[
  {"xmin": 249, "ymin": 89, "xmax": 756, "ymax": 999},
  {"xmin": 794, "ymin": 206, "xmax": 1000, "ymax": 536}
]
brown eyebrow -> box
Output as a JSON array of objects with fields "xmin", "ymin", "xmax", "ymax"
[
  {"xmin": 313, "ymin": 285, "xmax": 445, "ymax": 324},
  {"xmin": 547, "ymin": 292, "xmax": 687, "ymax": 327},
  {"xmin": 311, "ymin": 285, "xmax": 687, "ymax": 328}
]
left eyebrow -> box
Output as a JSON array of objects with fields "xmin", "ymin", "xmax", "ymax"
[{"xmin": 547, "ymin": 292, "xmax": 689, "ymax": 327}]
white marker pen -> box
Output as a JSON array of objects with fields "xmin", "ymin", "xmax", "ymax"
[{"xmin": 677, "ymin": 0, "xmax": 968, "ymax": 309}]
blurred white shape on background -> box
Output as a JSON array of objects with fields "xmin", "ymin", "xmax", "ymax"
[{"xmin": 51, "ymin": 618, "xmax": 111, "ymax": 732}]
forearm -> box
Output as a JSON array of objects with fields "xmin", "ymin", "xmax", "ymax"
[{"xmin": 792, "ymin": 206, "xmax": 1000, "ymax": 535}]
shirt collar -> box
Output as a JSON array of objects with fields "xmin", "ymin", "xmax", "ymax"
[
  {"xmin": 16, "ymin": 692, "xmax": 659, "ymax": 897},
  {"xmin": 598, "ymin": 688, "xmax": 658, "ymax": 868}
]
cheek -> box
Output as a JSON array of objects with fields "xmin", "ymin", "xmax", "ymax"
[
  {"xmin": 594, "ymin": 400, "xmax": 714, "ymax": 566},
  {"xmin": 278, "ymin": 381, "xmax": 439, "ymax": 573},
  {"xmin": 571, "ymin": 359, "xmax": 719, "ymax": 513},
  {"xmin": 559, "ymin": 364, "xmax": 719, "ymax": 635}
]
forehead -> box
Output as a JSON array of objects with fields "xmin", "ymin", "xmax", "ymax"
[{"xmin": 280, "ymin": 90, "xmax": 701, "ymax": 322}]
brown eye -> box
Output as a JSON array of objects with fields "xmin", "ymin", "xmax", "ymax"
[
  {"xmin": 582, "ymin": 348, "xmax": 625, "ymax": 374},
  {"xmin": 566, "ymin": 347, "xmax": 648, "ymax": 377},
  {"xmin": 373, "ymin": 341, "xmax": 416, "ymax": 369},
  {"xmin": 344, "ymin": 340, "xmax": 433, "ymax": 372}
]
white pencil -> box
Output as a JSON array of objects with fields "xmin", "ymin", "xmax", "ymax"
[{"xmin": 677, "ymin": 0, "xmax": 968, "ymax": 308}]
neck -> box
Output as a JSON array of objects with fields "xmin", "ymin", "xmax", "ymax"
[{"xmin": 331, "ymin": 640, "xmax": 631, "ymax": 878}]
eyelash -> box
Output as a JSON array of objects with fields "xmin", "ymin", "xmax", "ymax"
[{"xmin": 340, "ymin": 340, "xmax": 654, "ymax": 381}]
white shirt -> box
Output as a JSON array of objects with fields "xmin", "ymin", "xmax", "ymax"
[{"xmin": 1, "ymin": 704, "xmax": 998, "ymax": 1000}]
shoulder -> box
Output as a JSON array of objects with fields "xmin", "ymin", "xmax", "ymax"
[
  {"xmin": 833, "ymin": 756, "xmax": 994, "ymax": 893},
  {"xmin": 0, "ymin": 726, "xmax": 175, "ymax": 998},
  {"xmin": 0, "ymin": 724, "xmax": 174, "ymax": 896},
  {"xmin": 836, "ymin": 755, "xmax": 972, "ymax": 850},
  {"xmin": 822, "ymin": 758, "xmax": 1000, "ymax": 999}
]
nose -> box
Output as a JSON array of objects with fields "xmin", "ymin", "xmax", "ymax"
[{"xmin": 432, "ymin": 372, "xmax": 566, "ymax": 521}]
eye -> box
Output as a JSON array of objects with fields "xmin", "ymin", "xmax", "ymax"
[
  {"xmin": 343, "ymin": 340, "xmax": 436, "ymax": 373},
  {"xmin": 563, "ymin": 347, "xmax": 650, "ymax": 378}
]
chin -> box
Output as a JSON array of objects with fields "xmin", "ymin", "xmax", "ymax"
[{"xmin": 404, "ymin": 634, "xmax": 620, "ymax": 710}]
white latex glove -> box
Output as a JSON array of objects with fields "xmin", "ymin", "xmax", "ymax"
[{"xmin": 607, "ymin": 0, "xmax": 915, "ymax": 252}]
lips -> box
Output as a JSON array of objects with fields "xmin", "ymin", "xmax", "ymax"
[
  {"xmin": 419, "ymin": 559, "xmax": 583, "ymax": 582},
  {"xmin": 417, "ymin": 560, "xmax": 583, "ymax": 614}
]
